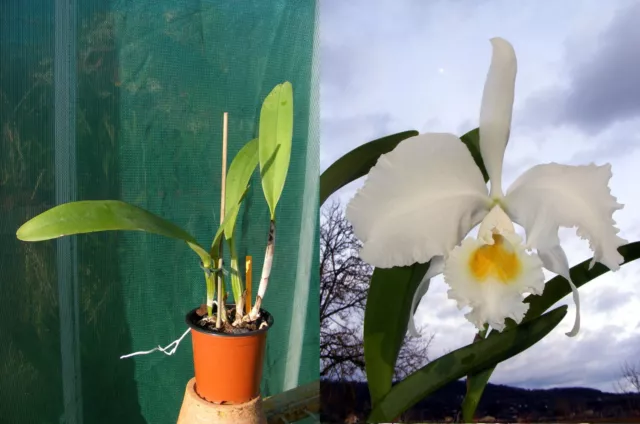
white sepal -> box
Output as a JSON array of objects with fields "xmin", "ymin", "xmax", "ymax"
[{"xmin": 479, "ymin": 38, "xmax": 517, "ymax": 198}]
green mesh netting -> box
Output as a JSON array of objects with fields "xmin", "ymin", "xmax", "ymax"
[{"xmin": 0, "ymin": 1, "xmax": 319, "ymax": 423}]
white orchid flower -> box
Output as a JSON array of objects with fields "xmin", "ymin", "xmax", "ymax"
[{"xmin": 345, "ymin": 38, "xmax": 626, "ymax": 337}]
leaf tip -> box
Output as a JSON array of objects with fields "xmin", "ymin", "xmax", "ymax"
[
  {"xmin": 15, "ymin": 226, "xmax": 26, "ymax": 241},
  {"xmin": 16, "ymin": 221, "xmax": 35, "ymax": 241}
]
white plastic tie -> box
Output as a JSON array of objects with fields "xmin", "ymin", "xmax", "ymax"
[{"xmin": 120, "ymin": 327, "xmax": 191, "ymax": 359}]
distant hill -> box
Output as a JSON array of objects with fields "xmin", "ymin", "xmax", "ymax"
[{"xmin": 320, "ymin": 379, "xmax": 640, "ymax": 423}]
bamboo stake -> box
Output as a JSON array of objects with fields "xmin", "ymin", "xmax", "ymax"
[
  {"xmin": 245, "ymin": 256, "xmax": 252, "ymax": 315},
  {"xmin": 221, "ymin": 112, "xmax": 228, "ymax": 219},
  {"xmin": 216, "ymin": 112, "xmax": 229, "ymax": 329}
]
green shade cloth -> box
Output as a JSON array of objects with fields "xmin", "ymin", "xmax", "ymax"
[{"xmin": 0, "ymin": 1, "xmax": 319, "ymax": 423}]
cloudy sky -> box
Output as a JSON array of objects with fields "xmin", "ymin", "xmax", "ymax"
[{"xmin": 320, "ymin": 0, "xmax": 640, "ymax": 392}]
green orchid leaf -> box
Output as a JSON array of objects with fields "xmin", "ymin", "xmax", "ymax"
[
  {"xmin": 459, "ymin": 127, "xmax": 489, "ymax": 182},
  {"xmin": 227, "ymin": 236, "xmax": 243, "ymax": 306},
  {"xmin": 319, "ymin": 130, "xmax": 418, "ymax": 206},
  {"xmin": 16, "ymin": 200, "xmax": 211, "ymax": 264},
  {"xmin": 368, "ymin": 306, "xmax": 568, "ymax": 422},
  {"xmin": 461, "ymin": 241, "xmax": 640, "ymax": 421},
  {"xmin": 224, "ymin": 138, "xmax": 259, "ymax": 238},
  {"xmin": 461, "ymin": 364, "xmax": 494, "ymax": 422},
  {"xmin": 259, "ymin": 82, "xmax": 293, "ymax": 220},
  {"xmin": 364, "ymin": 262, "xmax": 430, "ymax": 407},
  {"xmin": 209, "ymin": 192, "xmax": 248, "ymax": 260}
]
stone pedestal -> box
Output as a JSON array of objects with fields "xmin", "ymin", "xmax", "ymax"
[{"xmin": 177, "ymin": 378, "xmax": 267, "ymax": 424}]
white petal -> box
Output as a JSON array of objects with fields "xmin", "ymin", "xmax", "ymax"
[
  {"xmin": 537, "ymin": 245, "xmax": 581, "ymax": 337},
  {"xmin": 479, "ymin": 38, "xmax": 517, "ymax": 198},
  {"xmin": 505, "ymin": 163, "xmax": 626, "ymax": 271},
  {"xmin": 408, "ymin": 257, "xmax": 444, "ymax": 338},
  {"xmin": 346, "ymin": 133, "xmax": 491, "ymax": 268},
  {"xmin": 444, "ymin": 233, "xmax": 545, "ymax": 332}
]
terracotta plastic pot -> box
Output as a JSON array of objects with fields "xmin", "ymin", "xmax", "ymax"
[{"xmin": 185, "ymin": 305, "xmax": 274, "ymax": 404}]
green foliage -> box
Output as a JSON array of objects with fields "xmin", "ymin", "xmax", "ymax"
[
  {"xmin": 363, "ymin": 262, "xmax": 430, "ymax": 406},
  {"xmin": 16, "ymin": 82, "xmax": 294, "ymax": 312},
  {"xmin": 259, "ymin": 82, "xmax": 293, "ymax": 219},
  {"xmin": 223, "ymin": 138, "xmax": 259, "ymax": 238},
  {"xmin": 461, "ymin": 364, "xmax": 494, "ymax": 422},
  {"xmin": 368, "ymin": 306, "xmax": 568, "ymax": 422},
  {"xmin": 222, "ymin": 137, "xmax": 259, "ymax": 306},
  {"xmin": 459, "ymin": 128, "xmax": 489, "ymax": 182},
  {"xmin": 209, "ymin": 194, "xmax": 247, "ymax": 261},
  {"xmin": 16, "ymin": 200, "xmax": 211, "ymax": 264},
  {"xmin": 226, "ymin": 237, "xmax": 243, "ymax": 309}
]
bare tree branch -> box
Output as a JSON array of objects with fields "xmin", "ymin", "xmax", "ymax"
[
  {"xmin": 617, "ymin": 361, "xmax": 640, "ymax": 394},
  {"xmin": 320, "ymin": 201, "xmax": 433, "ymax": 382}
]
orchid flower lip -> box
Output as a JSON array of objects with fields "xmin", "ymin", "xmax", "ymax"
[{"xmin": 444, "ymin": 230, "xmax": 545, "ymax": 332}]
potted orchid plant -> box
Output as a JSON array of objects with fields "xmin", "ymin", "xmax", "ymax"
[
  {"xmin": 16, "ymin": 82, "xmax": 294, "ymax": 414},
  {"xmin": 320, "ymin": 38, "xmax": 640, "ymax": 422}
]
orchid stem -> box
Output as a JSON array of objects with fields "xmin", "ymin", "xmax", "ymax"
[
  {"xmin": 204, "ymin": 260, "xmax": 215, "ymax": 317},
  {"xmin": 215, "ymin": 259, "xmax": 227, "ymax": 328},
  {"xmin": 249, "ymin": 220, "xmax": 275, "ymax": 320}
]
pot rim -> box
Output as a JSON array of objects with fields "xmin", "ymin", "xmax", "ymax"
[{"xmin": 185, "ymin": 305, "xmax": 274, "ymax": 338}]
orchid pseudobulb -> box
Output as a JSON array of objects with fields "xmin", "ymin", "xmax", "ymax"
[{"xmin": 345, "ymin": 38, "xmax": 626, "ymax": 337}]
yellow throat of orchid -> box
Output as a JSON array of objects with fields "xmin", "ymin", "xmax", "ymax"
[{"xmin": 469, "ymin": 233, "xmax": 521, "ymax": 283}]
